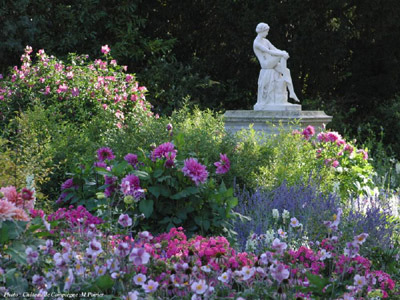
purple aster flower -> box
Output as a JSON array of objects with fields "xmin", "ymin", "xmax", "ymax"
[
  {"xmin": 182, "ymin": 158, "xmax": 208, "ymax": 185},
  {"xmin": 151, "ymin": 142, "xmax": 177, "ymax": 161},
  {"xmin": 26, "ymin": 247, "xmax": 39, "ymax": 264},
  {"xmin": 124, "ymin": 153, "xmax": 138, "ymax": 168},
  {"xmin": 97, "ymin": 147, "xmax": 115, "ymax": 162},
  {"xmin": 214, "ymin": 153, "xmax": 230, "ymax": 174}
]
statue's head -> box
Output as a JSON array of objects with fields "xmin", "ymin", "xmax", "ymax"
[{"xmin": 256, "ymin": 23, "xmax": 270, "ymax": 34}]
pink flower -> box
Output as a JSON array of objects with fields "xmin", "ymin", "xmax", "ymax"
[
  {"xmin": 182, "ymin": 158, "xmax": 209, "ymax": 185},
  {"xmin": 57, "ymin": 83, "xmax": 68, "ymax": 93},
  {"xmin": 101, "ymin": 45, "xmax": 110, "ymax": 55},
  {"xmin": 214, "ymin": 153, "xmax": 230, "ymax": 174},
  {"xmin": 133, "ymin": 273, "xmax": 147, "ymax": 286},
  {"xmin": 71, "ymin": 87, "xmax": 79, "ymax": 97},
  {"xmin": 332, "ymin": 160, "xmax": 340, "ymax": 168},
  {"xmin": 302, "ymin": 125, "xmax": 315, "ymax": 140},
  {"xmin": 120, "ymin": 174, "xmax": 141, "ymax": 197}
]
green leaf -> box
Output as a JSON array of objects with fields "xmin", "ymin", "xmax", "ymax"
[
  {"xmin": 171, "ymin": 186, "xmax": 198, "ymax": 200},
  {"xmin": 112, "ymin": 161, "xmax": 128, "ymax": 176},
  {"xmin": 139, "ymin": 199, "xmax": 154, "ymax": 218},
  {"xmin": 132, "ymin": 170, "xmax": 150, "ymax": 180},
  {"xmin": 4, "ymin": 243, "xmax": 27, "ymax": 265},
  {"xmin": 94, "ymin": 274, "xmax": 114, "ymax": 291},
  {"xmin": 148, "ymin": 186, "xmax": 161, "ymax": 198},
  {"xmin": 5, "ymin": 268, "xmax": 29, "ymax": 293},
  {"xmin": 153, "ymin": 169, "xmax": 164, "ymax": 178}
]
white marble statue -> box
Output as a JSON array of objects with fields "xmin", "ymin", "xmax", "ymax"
[{"xmin": 253, "ymin": 22, "xmax": 300, "ymax": 110}]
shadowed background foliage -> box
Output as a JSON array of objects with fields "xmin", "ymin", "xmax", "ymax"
[{"xmin": 1, "ymin": 0, "xmax": 400, "ymax": 155}]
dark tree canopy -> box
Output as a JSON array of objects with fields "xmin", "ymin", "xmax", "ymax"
[{"xmin": 1, "ymin": 0, "xmax": 400, "ymax": 154}]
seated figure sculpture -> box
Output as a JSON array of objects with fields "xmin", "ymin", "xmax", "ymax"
[{"xmin": 253, "ymin": 22, "xmax": 300, "ymax": 110}]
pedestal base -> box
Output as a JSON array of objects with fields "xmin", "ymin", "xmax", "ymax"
[
  {"xmin": 254, "ymin": 103, "xmax": 301, "ymax": 111},
  {"xmin": 224, "ymin": 110, "xmax": 332, "ymax": 135}
]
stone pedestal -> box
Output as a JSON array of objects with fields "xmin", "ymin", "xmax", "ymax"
[{"xmin": 224, "ymin": 109, "xmax": 332, "ymax": 134}]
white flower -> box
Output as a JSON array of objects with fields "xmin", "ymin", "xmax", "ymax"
[
  {"xmin": 354, "ymin": 274, "xmax": 366, "ymax": 288},
  {"xmin": 143, "ymin": 279, "xmax": 159, "ymax": 293},
  {"xmin": 126, "ymin": 291, "xmax": 139, "ymax": 300},
  {"xmin": 354, "ymin": 233, "xmax": 368, "ymax": 245},
  {"xmin": 319, "ymin": 249, "xmax": 332, "ymax": 261},
  {"xmin": 133, "ymin": 273, "xmax": 147, "ymax": 286},
  {"xmin": 282, "ymin": 209, "xmax": 290, "ymax": 220},
  {"xmin": 240, "ymin": 266, "xmax": 255, "ymax": 281},
  {"xmin": 272, "ymin": 209, "xmax": 280, "ymax": 219},
  {"xmin": 191, "ymin": 279, "xmax": 208, "ymax": 295},
  {"xmin": 201, "ymin": 265, "xmax": 211, "ymax": 273},
  {"xmin": 264, "ymin": 229, "xmax": 275, "ymax": 244},
  {"xmin": 218, "ymin": 271, "xmax": 230, "ymax": 283},
  {"xmin": 290, "ymin": 217, "xmax": 301, "ymax": 228},
  {"xmin": 277, "ymin": 228, "xmax": 287, "ymax": 238}
]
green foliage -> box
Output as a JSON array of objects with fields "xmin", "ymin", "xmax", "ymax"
[{"xmin": 59, "ymin": 139, "xmax": 237, "ymax": 237}]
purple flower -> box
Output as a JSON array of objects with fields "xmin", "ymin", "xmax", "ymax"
[
  {"xmin": 182, "ymin": 158, "xmax": 208, "ymax": 185},
  {"xmin": 271, "ymin": 238, "xmax": 287, "ymax": 254},
  {"xmin": 269, "ymin": 263, "xmax": 290, "ymax": 282},
  {"xmin": 97, "ymin": 147, "xmax": 115, "ymax": 162},
  {"xmin": 151, "ymin": 142, "xmax": 177, "ymax": 161},
  {"xmin": 120, "ymin": 174, "xmax": 141, "ymax": 196},
  {"xmin": 124, "ymin": 153, "xmax": 138, "ymax": 168},
  {"xmin": 94, "ymin": 161, "xmax": 107, "ymax": 168},
  {"xmin": 118, "ymin": 214, "xmax": 132, "ymax": 227},
  {"xmin": 166, "ymin": 123, "xmax": 173, "ymax": 131},
  {"xmin": 61, "ymin": 178, "xmax": 78, "ymax": 191},
  {"xmin": 115, "ymin": 242, "xmax": 131, "ymax": 257},
  {"xmin": 214, "ymin": 153, "xmax": 230, "ymax": 174},
  {"xmin": 26, "ymin": 247, "xmax": 39, "ymax": 264},
  {"xmin": 86, "ymin": 238, "xmax": 103, "ymax": 257},
  {"xmin": 129, "ymin": 248, "xmax": 150, "ymax": 266}
]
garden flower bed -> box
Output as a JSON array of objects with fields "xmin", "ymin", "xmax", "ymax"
[{"xmin": 0, "ymin": 46, "xmax": 399, "ymax": 299}]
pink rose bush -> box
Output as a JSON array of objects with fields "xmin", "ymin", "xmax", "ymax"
[{"xmin": 0, "ymin": 45, "xmax": 154, "ymax": 130}]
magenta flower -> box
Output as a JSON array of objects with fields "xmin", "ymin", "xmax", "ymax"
[
  {"xmin": 97, "ymin": 147, "xmax": 115, "ymax": 161},
  {"xmin": 61, "ymin": 178, "xmax": 77, "ymax": 191},
  {"xmin": 302, "ymin": 125, "xmax": 315, "ymax": 140},
  {"xmin": 182, "ymin": 158, "xmax": 209, "ymax": 185},
  {"xmin": 101, "ymin": 45, "xmax": 110, "ymax": 55},
  {"xmin": 120, "ymin": 174, "xmax": 141, "ymax": 196},
  {"xmin": 57, "ymin": 83, "xmax": 68, "ymax": 93},
  {"xmin": 151, "ymin": 142, "xmax": 177, "ymax": 161},
  {"xmin": 214, "ymin": 153, "xmax": 230, "ymax": 174},
  {"xmin": 124, "ymin": 153, "xmax": 138, "ymax": 168},
  {"xmin": 129, "ymin": 248, "xmax": 150, "ymax": 266}
]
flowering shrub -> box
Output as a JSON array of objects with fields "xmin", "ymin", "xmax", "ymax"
[
  {"xmin": 0, "ymin": 45, "xmax": 154, "ymax": 129},
  {"xmin": 56, "ymin": 139, "xmax": 236, "ymax": 237},
  {"xmin": 298, "ymin": 125, "xmax": 376, "ymax": 199}
]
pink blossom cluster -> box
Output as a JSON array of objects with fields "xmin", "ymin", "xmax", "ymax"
[
  {"xmin": 0, "ymin": 185, "xmax": 34, "ymax": 222},
  {"xmin": 47, "ymin": 205, "xmax": 103, "ymax": 227}
]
